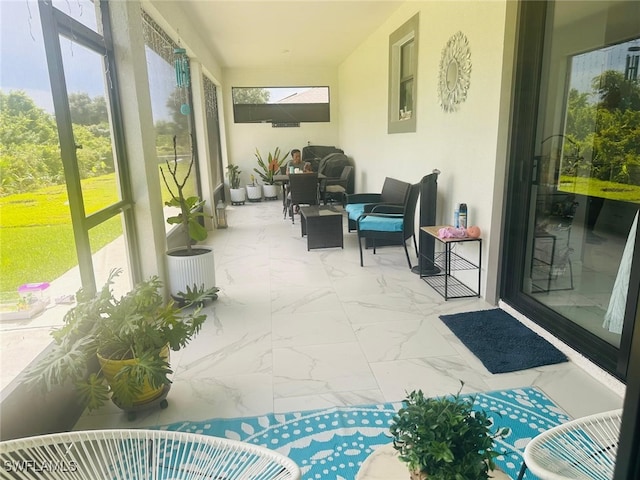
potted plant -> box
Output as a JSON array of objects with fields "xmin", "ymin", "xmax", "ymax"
[
  {"xmin": 389, "ymin": 385, "xmax": 510, "ymax": 480},
  {"xmin": 254, "ymin": 147, "xmax": 289, "ymax": 200},
  {"xmin": 25, "ymin": 269, "xmax": 212, "ymax": 412},
  {"xmin": 161, "ymin": 135, "xmax": 218, "ymax": 300},
  {"xmin": 226, "ymin": 164, "xmax": 246, "ymax": 205},
  {"xmin": 246, "ymin": 174, "xmax": 262, "ymax": 202}
]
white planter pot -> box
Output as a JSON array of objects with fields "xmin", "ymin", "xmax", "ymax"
[
  {"xmin": 229, "ymin": 187, "xmax": 246, "ymax": 205},
  {"xmin": 166, "ymin": 246, "xmax": 215, "ymax": 299},
  {"xmin": 263, "ymin": 184, "xmax": 278, "ymax": 200},
  {"xmin": 246, "ymin": 184, "xmax": 262, "ymax": 202}
]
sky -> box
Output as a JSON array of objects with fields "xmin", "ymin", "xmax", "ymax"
[
  {"xmin": 0, "ymin": 0, "xmax": 172, "ymax": 120},
  {"xmin": 1, "ymin": 0, "xmax": 56, "ymax": 112}
]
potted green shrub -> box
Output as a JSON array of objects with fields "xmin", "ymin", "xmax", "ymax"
[
  {"xmin": 254, "ymin": 147, "xmax": 289, "ymax": 200},
  {"xmin": 226, "ymin": 164, "xmax": 246, "ymax": 205},
  {"xmin": 161, "ymin": 135, "xmax": 218, "ymax": 300},
  {"xmin": 25, "ymin": 269, "xmax": 212, "ymax": 412},
  {"xmin": 389, "ymin": 386, "xmax": 510, "ymax": 480}
]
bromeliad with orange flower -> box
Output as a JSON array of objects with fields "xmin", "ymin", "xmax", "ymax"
[{"xmin": 254, "ymin": 147, "xmax": 290, "ymax": 185}]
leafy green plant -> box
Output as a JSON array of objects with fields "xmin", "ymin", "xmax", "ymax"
[
  {"xmin": 226, "ymin": 164, "xmax": 242, "ymax": 189},
  {"xmin": 160, "ymin": 135, "xmax": 207, "ymax": 254},
  {"xmin": 389, "ymin": 385, "xmax": 509, "ymax": 480},
  {"xmin": 253, "ymin": 147, "xmax": 289, "ymax": 185},
  {"xmin": 25, "ymin": 268, "xmax": 213, "ymax": 411}
]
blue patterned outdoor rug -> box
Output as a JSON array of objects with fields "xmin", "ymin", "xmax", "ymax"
[
  {"xmin": 440, "ymin": 309, "xmax": 569, "ymax": 374},
  {"xmin": 159, "ymin": 387, "xmax": 570, "ymax": 480}
]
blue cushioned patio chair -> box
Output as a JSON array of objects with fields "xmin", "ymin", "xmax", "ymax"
[
  {"xmin": 356, "ymin": 183, "xmax": 420, "ymax": 268},
  {"xmin": 345, "ymin": 177, "xmax": 411, "ymax": 233}
]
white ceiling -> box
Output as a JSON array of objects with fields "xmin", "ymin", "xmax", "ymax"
[{"xmin": 178, "ymin": 1, "xmax": 405, "ymax": 68}]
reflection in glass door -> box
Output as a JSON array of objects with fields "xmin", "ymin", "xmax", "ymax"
[{"xmin": 523, "ymin": 2, "xmax": 639, "ymax": 356}]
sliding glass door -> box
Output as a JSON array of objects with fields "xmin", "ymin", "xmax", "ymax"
[{"xmin": 504, "ymin": 0, "xmax": 640, "ymax": 379}]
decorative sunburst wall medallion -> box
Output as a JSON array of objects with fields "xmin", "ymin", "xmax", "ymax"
[{"xmin": 438, "ymin": 31, "xmax": 472, "ymax": 112}]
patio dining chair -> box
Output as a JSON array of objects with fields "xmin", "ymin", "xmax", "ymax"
[
  {"xmin": 321, "ymin": 165, "xmax": 353, "ymax": 205},
  {"xmin": 516, "ymin": 408, "xmax": 622, "ymax": 480},
  {"xmin": 0, "ymin": 429, "xmax": 301, "ymax": 480},
  {"xmin": 356, "ymin": 182, "xmax": 419, "ymax": 268},
  {"xmin": 285, "ymin": 173, "xmax": 319, "ymax": 224}
]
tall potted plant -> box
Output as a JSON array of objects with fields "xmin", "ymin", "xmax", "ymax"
[
  {"xmin": 254, "ymin": 147, "xmax": 289, "ymax": 200},
  {"xmin": 25, "ymin": 269, "xmax": 212, "ymax": 414},
  {"xmin": 161, "ymin": 135, "xmax": 218, "ymax": 300},
  {"xmin": 389, "ymin": 386, "xmax": 510, "ymax": 480},
  {"xmin": 226, "ymin": 164, "xmax": 246, "ymax": 205}
]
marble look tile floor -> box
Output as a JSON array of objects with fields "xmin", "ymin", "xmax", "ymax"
[{"xmin": 74, "ymin": 200, "xmax": 624, "ymax": 433}]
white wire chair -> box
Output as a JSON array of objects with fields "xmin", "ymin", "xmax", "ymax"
[
  {"xmin": 517, "ymin": 409, "xmax": 622, "ymax": 480},
  {"xmin": 0, "ymin": 429, "xmax": 301, "ymax": 480}
]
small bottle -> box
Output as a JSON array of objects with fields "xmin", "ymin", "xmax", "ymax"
[
  {"xmin": 454, "ymin": 204, "xmax": 460, "ymax": 228},
  {"xmin": 459, "ymin": 203, "xmax": 468, "ymax": 229}
]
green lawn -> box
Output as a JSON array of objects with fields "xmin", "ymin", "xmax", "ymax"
[
  {"xmin": 558, "ymin": 175, "xmax": 640, "ymax": 203},
  {"xmin": 1, "ymin": 164, "xmax": 195, "ymax": 294},
  {"xmin": 0, "ymin": 176, "xmax": 122, "ymax": 293}
]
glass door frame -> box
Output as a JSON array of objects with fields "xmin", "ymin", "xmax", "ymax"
[
  {"xmin": 501, "ymin": 0, "xmax": 636, "ymax": 381},
  {"xmin": 38, "ymin": 0, "xmax": 140, "ymax": 294}
]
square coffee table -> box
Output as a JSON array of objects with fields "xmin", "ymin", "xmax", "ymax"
[{"xmin": 300, "ymin": 206, "xmax": 344, "ymax": 250}]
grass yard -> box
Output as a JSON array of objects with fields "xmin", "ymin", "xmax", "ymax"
[
  {"xmin": 558, "ymin": 175, "xmax": 640, "ymax": 203},
  {"xmin": 0, "ymin": 162, "xmax": 195, "ymax": 294},
  {"xmin": 0, "ymin": 176, "xmax": 122, "ymax": 294}
]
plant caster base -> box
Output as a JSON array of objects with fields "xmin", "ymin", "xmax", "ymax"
[
  {"xmin": 231, "ymin": 201, "xmax": 245, "ymax": 205},
  {"xmin": 264, "ymin": 196, "xmax": 277, "ymax": 201},
  {"xmin": 113, "ymin": 384, "xmax": 171, "ymax": 421},
  {"xmin": 248, "ymin": 198, "xmax": 262, "ymax": 202}
]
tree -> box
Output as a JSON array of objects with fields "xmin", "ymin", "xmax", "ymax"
[
  {"xmin": 232, "ymin": 87, "xmax": 270, "ymax": 104},
  {"xmin": 68, "ymin": 92, "xmax": 108, "ymax": 126},
  {"xmin": 0, "ymin": 90, "xmax": 57, "ymax": 146},
  {"xmin": 592, "ymin": 70, "xmax": 640, "ymax": 112}
]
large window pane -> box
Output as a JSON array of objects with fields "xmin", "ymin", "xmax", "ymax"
[
  {"xmin": 231, "ymin": 86, "xmax": 330, "ymax": 124},
  {"xmin": 0, "ymin": 1, "xmax": 78, "ymax": 294},
  {"xmin": 0, "ymin": 0, "xmax": 77, "ymax": 391},
  {"xmin": 89, "ymin": 214, "xmax": 131, "ymax": 297},
  {"xmin": 51, "ymin": 0, "xmax": 97, "ymax": 32},
  {"xmin": 142, "ymin": 9, "xmax": 198, "ymax": 229},
  {"xmin": 59, "ymin": 36, "xmax": 121, "ymax": 216}
]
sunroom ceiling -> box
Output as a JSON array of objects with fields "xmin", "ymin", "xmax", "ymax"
[{"xmin": 177, "ymin": 0, "xmax": 405, "ymax": 68}]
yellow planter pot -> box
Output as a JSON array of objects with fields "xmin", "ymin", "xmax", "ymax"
[{"xmin": 97, "ymin": 345, "xmax": 170, "ymax": 407}]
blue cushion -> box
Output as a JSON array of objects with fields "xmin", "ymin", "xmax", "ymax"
[
  {"xmin": 358, "ymin": 215, "xmax": 403, "ymax": 232},
  {"xmin": 345, "ymin": 203, "xmax": 366, "ymax": 221}
]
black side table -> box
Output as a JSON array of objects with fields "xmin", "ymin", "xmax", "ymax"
[
  {"xmin": 419, "ymin": 225, "xmax": 482, "ymax": 300},
  {"xmin": 300, "ymin": 206, "xmax": 344, "ymax": 250}
]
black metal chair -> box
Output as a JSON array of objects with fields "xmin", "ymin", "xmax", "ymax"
[
  {"xmin": 322, "ymin": 165, "xmax": 353, "ymax": 205},
  {"xmin": 286, "ymin": 173, "xmax": 319, "ymax": 224},
  {"xmin": 356, "ymin": 183, "xmax": 420, "ymax": 268}
]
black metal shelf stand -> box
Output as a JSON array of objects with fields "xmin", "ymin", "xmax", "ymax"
[{"xmin": 419, "ymin": 226, "xmax": 482, "ymax": 300}]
